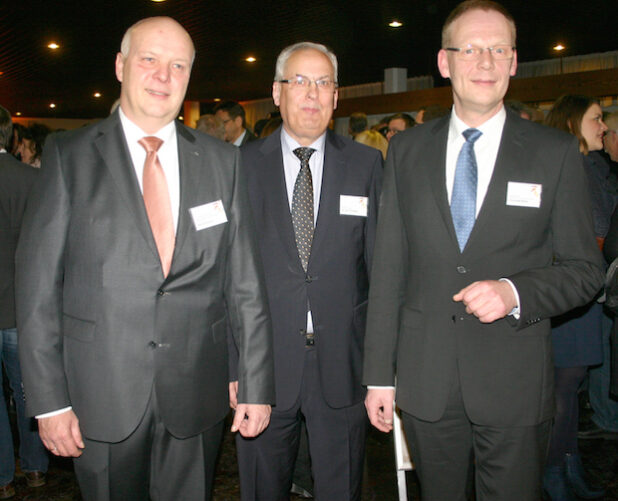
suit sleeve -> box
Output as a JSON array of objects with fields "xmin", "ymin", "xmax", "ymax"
[
  {"xmin": 224, "ymin": 147, "xmax": 275, "ymax": 404},
  {"xmin": 16, "ymin": 135, "xmax": 72, "ymax": 416},
  {"xmin": 362, "ymin": 140, "xmax": 407, "ymax": 386},
  {"xmin": 509, "ymin": 138, "xmax": 605, "ymax": 328},
  {"xmin": 364, "ymin": 150, "xmax": 384, "ymax": 274}
]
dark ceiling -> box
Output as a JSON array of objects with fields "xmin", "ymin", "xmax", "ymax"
[{"xmin": 1, "ymin": 0, "xmax": 615, "ymax": 119}]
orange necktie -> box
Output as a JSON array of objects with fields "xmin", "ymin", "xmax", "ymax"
[{"xmin": 139, "ymin": 136, "xmax": 174, "ymax": 277}]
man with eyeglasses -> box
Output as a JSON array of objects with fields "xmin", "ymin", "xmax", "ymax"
[
  {"xmin": 231, "ymin": 41, "xmax": 382, "ymax": 500},
  {"xmin": 363, "ymin": 1, "xmax": 604, "ymax": 499},
  {"xmin": 213, "ymin": 100, "xmax": 256, "ymax": 146}
]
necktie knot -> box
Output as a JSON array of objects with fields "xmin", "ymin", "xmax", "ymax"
[
  {"xmin": 139, "ymin": 136, "xmax": 163, "ymax": 153},
  {"xmin": 462, "ymin": 128, "xmax": 482, "ymax": 144},
  {"xmin": 293, "ymin": 147, "xmax": 316, "ymax": 165}
]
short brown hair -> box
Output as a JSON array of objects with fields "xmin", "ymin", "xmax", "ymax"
[
  {"xmin": 442, "ymin": 0, "xmax": 516, "ymax": 48},
  {"xmin": 544, "ymin": 94, "xmax": 599, "ymax": 154}
]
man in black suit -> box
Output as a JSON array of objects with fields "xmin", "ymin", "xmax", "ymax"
[
  {"xmin": 232, "ymin": 42, "xmax": 382, "ymax": 500},
  {"xmin": 16, "ymin": 17, "xmax": 274, "ymax": 501},
  {"xmin": 214, "ymin": 101, "xmax": 257, "ymax": 146},
  {"xmin": 0, "ymin": 105, "xmax": 47, "ymax": 499},
  {"xmin": 363, "ymin": 1, "xmax": 605, "ymax": 500}
]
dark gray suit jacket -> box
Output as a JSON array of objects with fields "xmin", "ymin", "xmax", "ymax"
[
  {"xmin": 363, "ymin": 111, "xmax": 605, "ymax": 426},
  {"xmin": 15, "ymin": 111, "xmax": 274, "ymax": 442},
  {"xmin": 239, "ymin": 128, "xmax": 382, "ymax": 411},
  {"xmin": 0, "ymin": 153, "xmax": 37, "ymax": 329}
]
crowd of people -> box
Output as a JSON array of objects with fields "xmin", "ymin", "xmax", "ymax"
[{"xmin": 1, "ymin": 0, "xmax": 617, "ymax": 500}]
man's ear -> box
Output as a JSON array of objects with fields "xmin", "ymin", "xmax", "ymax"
[{"xmin": 115, "ymin": 53, "xmax": 124, "ymax": 83}]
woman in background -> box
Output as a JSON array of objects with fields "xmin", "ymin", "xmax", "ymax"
[{"xmin": 543, "ymin": 95, "xmax": 609, "ymax": 501}]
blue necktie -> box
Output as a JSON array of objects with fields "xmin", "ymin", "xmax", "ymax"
[{"xmin": 450, "ymin": 128, "xmax": 482, "ymax": 251}]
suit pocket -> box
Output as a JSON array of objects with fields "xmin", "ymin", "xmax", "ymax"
[
  {"xmin": 63, "ymin": 313, "xmax": 95, "ymax": 342},
  {"xmin": 211, "ymin": 315, "xmax": 228, "ymax": 344}
]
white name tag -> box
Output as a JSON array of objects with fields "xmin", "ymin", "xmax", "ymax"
[
  {"xmin": 340, "ymin": 195, "xmax": 368, "ymax": 217},
  {"xmin": 190, "ymin": 200, "xmax": 228, "ymax": 231},
  {"xmin": 506, "ymin": 182, "xmax": 542, "ymax": 208}
]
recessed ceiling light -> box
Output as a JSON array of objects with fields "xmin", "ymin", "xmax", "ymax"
[
  {"xmin": 48, "ymin": 42, "xmax": 60, "ymax": 50},
  {"xmin": 214, "ymin": 98, "xmax": 221, "ymax": 102},
  {"xmin": 178, "ymin": 116, "xmax": 184, "ymax": 121},
  {"xmin": 15, "ymin": 112, "xmax": 21, "ymax": 116},
  {"xmin": 49, "ymin": 103, "xmax": 56, "ymax": 109},
  {"xmin": 94, "ymin": 92, "xmax": 102, "ymax": 98},
  {"xmin": 389, "ymin": 20, "xmax": 403, "ymax": 28},
  {"xmin": 553, "ymin": 44, "xmax": 565, "ymax": 51},
  {"xmin": 150, "ymin": 0, "xmax": 166, "ymax": 2},
  {"xmin": 245, "ymin": 56, "xmax": 256, "ymax": 63}
]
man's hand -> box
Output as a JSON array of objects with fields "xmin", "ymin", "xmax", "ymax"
[
  {"xmin": 229, "ymin": 381, "xmax": 239, "ymax": 409},
  {"xmin": 365, "ymin": 388, "xmax": 395, "ymax": 432},
  {"xmin": 453, "ymin": 280, "xmax": 516, "ymax": 323},
  {"xmin": 38, "ymin": 409, "xmax": 84, "ymax": 457},
  {"xmin": 231, "ymin": 403, "xmax": 271, "ymax": 437}
]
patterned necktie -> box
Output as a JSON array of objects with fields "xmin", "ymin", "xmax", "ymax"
[
  {"xmin": 292, "ymin": 147, "xmax": 316, "ymax": 272},
  {"xmin": 139, "ymin": 136, "xmax": 175, "ymax": 277},
  {"xmin": 450, "ymin": 128, "xmax": 482, "ymax": 251}
]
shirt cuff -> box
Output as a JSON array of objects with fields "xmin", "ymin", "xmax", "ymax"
[
  {"xmin": 499, "ymin": 278, "xmax": 521, "ymax": 319},
  {"xmin": 367, "ymin": 385, "xmax": 395, "ymax": 390},
  {"xmin": 36, "ymin": 406, "xmax": 72, "ymax": 419}
]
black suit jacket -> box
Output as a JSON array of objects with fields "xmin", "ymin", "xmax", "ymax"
[
  {"xmin": 239, "ymin": 128, "xmax": 382, "ymax": 411},
  {"xmin": 363, "ymin": 111, "xmax": 605, "ymax": 426},
  {"xmin": 240, "ymin": 129, "xmax": 257, "ymax": 146},
  {"xmin": 0, "ymin": 153, "xmax": 37, "ymax": 329},
  {"xmin": 16, "ymin": 111, "xmax": 274, "ymax": 442}
]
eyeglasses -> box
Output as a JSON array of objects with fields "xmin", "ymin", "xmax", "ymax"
[
  {"xmin": 445, "ymin": 44, "xmax": 515, "ymax": 60},
  {"xmin": 277, "ymin": 75, "xmax": 337, "ymax": 91}
]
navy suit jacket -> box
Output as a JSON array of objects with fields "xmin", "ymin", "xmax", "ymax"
[{"xmin": 237, "ymin": 127, "xmax": 382, "ymax": 411}]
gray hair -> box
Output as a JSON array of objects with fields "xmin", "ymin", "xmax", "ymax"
[
  {"xmin": 120, "ymin": 17, "xmax": 195, "ymax": 65},
  {"xmin": 0, "ymin": 105, "xmax": 13, "ymax": 150},
  {"xmin": 274, "ymin": 42, "xmax": 338, "ymax": 83}
]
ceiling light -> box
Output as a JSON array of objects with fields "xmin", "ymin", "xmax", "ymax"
[
  {"xmin": 49, "ymin": 103, "xmax": 56, "ymax": 109},
  {"xmin": 245, "ymin": 56, "xmax": 256, "ymax": 63},
  {"xmin": 15, "ymin": 112, "xmax": 21, "ymax": 116},
  {"xmin": 48, "ymin": 42, "xmax": 60, "ymax": 50},
  {"xmin": 93, "ymin": 92, "xmax": 101, "ymax": 98},
  {"xmin": 389, "ymin": 20, "xmax": 403, "ymax": 28},
  {"xmin": 0, "ymin": 71, "xmax": 3, "ymax": 76},
  {"xmin": 553, "ymin": 44, "xmax": 565, "ymax": 51},
  {"xmin": 214, "ymin": 98, "xmax": 221, "ymax": 102},
  {"xmin": 150, "ymin": 0, "xmax": 166, "ymax": 2},
  {"xmin": 178, "ymin": 116, "xmax": 184, "ymax": 121}
]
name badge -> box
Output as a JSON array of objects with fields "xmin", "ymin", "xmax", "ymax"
[
  {"xmin": 190, "ymin": 200, "xmax": 228, "ymax": 231},
  {"xmin": 340, "ymin": 195, "xmax": 368, "ymax": 217},
  {"xmin": 506, "ymin": 182, "xmax": 542, "ymax": 208}
]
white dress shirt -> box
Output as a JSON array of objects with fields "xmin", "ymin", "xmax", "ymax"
[{"xmin": 280, "ymin": 127, "xmax": 327, "ymax": 333}]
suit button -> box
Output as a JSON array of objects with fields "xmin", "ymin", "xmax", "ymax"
[
  {"xmin": 456, "ymin": 266, "xmax": 467, "ymax": 274},
  {"xmin": 157, "ymin": 289, "xmax": 165, "ymax": 296},
  {"xmin": 451, "ymin": 315, "xmax": 456, "ymax": 323},
  {"xmin": 148, "ymin": 341, "xmax": 157, "ymax": 348},
  {"xmin": 305, "ymin": 275, "xmax": 313, "ymax": 283}
]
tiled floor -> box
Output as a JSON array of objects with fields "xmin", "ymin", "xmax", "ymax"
[{"xmin": 5, "ymin": 404, "xmax": 618, "ymax": 500}]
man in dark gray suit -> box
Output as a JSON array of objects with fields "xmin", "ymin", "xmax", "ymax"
[
  {"xmin": 232, "ymin": 42, "xmax": 382, "ymax": 500},
  {"xmin": 363, "ymin": 1, "xmax": 605, "ymax": 500},
  {"xmin": 16, "ymin": 17, "xmax": 273, "ymax": 501}
]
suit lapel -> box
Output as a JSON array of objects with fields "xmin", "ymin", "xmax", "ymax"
[
  {"xmin": 261, "ymin": 130, "xmax": 302, "ymax": 267},
  {"xmin": 426, "ymin": 118, "xmax": 460, "ymax": 251},
  {"xmin": 465, "ymin": 113, "xmax": 525, "ymax": 252},
  {"xmin": 172, "ymin": 123, "xmax": 203, "ymax": 271},
  {"xmin": 310, "ymin": 131, "xmax": 345, "ymax": 263},
  {"xmin": 94, "ymin": 113, "xmax": 159, "ymax": 261}
]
